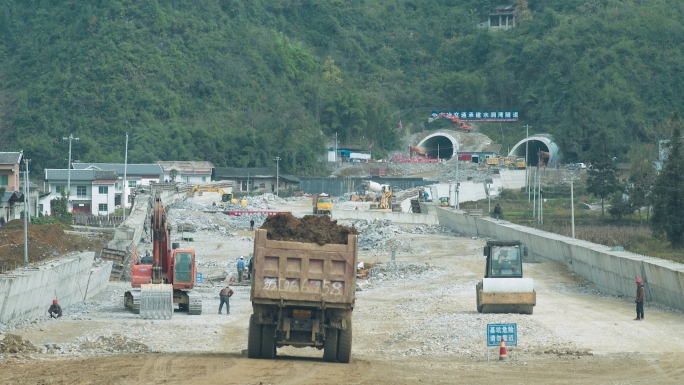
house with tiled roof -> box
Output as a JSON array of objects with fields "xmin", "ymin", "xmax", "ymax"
[
  {"xmin": 0, "ymin": 151, "xmax": 24, "ymax": 222},
  {"xmin": 213, "ymin": 167, "xmax": 300, "ymax": 193},
  {"xmin": 41, "ymin": 169, "xmax": 119, "ymax": 215},
  {"xmin": 158, "ymin": 161, "xmax": 214, "ymax": 184}
]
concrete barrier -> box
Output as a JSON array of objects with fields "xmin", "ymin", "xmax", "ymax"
[
  {"xmin": 332, "ymin": 210, "xmax": 439, "ymax": 225},
  {"xmin": 434, "ymin": 207, "xmax": 684, "ymax": 312},
  {"xmin": 0, "ymin": 252, "xmax": 112, "ymax": 323}
]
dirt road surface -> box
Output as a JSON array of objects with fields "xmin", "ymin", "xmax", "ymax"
[{"xmin": 1, "ymin": 195, "xmax": 683, "ymax": 384}]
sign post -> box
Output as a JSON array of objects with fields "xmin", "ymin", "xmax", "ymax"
[{"xmin": 486, "ymin": 323, "xmax": 517, "ymax": 361}]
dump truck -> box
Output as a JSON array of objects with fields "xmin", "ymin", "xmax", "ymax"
[
  {"xmin": 476, "ymin": 240, "xmax": 535, "ymax": 314},
  {"xmin": 248, "ymin": 229, "xmax": 358, "ymax": 363},
  {"xmin": 312, "ymin": 193, "xmax": 332, "ymax": 214}
]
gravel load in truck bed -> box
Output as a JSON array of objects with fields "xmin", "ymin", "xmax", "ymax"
[{"xmin": 260, "ymin": 213, "xmax": 358, "ymax": 245}]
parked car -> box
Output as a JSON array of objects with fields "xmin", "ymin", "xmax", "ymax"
[{"xmin": 566, "ymin": 163, "xmax": 587, "ymax": 170}]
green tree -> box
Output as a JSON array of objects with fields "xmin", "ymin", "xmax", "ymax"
[
  {"xmin": 50, "ymin": 191, "xmax": 72, "ymax": 225},
  {"xmin": 607, "ymin": 191, "xmax": 634, "ymax": 221},
  {"xmin": 651, "ymin": 120, "xmax": 684, "ymax": 247},
  {"xmin": 586, "ymin": 158, "xmax": 620, "ymax": 222},
  {"xmin": 628, "ymin": 157, "xmax": 656, "ymax": 222}
]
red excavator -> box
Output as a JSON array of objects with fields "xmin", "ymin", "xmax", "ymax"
[
  {"xmin": 429, "ymin": 112, "xmax": 473, "ymax": 132},
  {"xmin": 124, "ymin": 197, "xmax": 202, "ymax": 319}
]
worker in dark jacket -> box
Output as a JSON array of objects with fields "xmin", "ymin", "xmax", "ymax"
[
  {"xmin": 48, "ymin": 299, "xmax": 62, "ymax": 318},
  {"xmin": 494, "ymin": 204, "xmax": 502, "ymax": 219},
  {"xmin": 218, "ymin": 286, "xmax": 234, "ymax": 314},
  {"xmin": 635, "ymin": 278, "xmax": 645, "ymax": 320}
]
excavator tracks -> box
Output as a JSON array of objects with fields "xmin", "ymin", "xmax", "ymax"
[
  {"xmin": 186, "ymin": 291, "xmax": 203, "ymax": 315},
  {"xmin": 124, "ymin": 290, "xmax": 141, "ymax": 314}
]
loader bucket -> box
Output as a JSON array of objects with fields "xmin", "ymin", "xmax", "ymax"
[{"xmin": 139, "ymin": 284, "xmax": 174, "ymax": 320}]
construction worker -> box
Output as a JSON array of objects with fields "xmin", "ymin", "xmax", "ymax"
[
  {"xmin": 635, "ymin": 278, "xmax": 645, "ymax": 320},
  {"xmin": 48, "ymin": 299, "xmax": 62, "ymax": 318},
  {"xmin": 250, "ymin": 219, "xmax": 255, "ymax": 231},
  {"xmin": 218, "ymin": 286, "xmax": 233, "ymax": 314},
  {"xmin": 237, "ymin": 256, "xmax": 246, "ymax": 282},
  {"xmin": 494, "ymin": 204, "xmax": 502, "ymax": 219}
]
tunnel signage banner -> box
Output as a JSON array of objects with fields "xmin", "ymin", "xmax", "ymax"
[
  {"xmin": 431, "ymin": 110, "xmax": 519, "ymax": 122},
  {"xmin": 487, "ymin": 323, "xmax": 517, "ymax": 346}
]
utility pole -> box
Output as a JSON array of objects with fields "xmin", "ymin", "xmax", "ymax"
[
  {"xmin": 23, "ymin": 158, "xmax": 31, "ymax": 265},
  {"xmin": 334, "ymin": 132, "xmax": 339, "ymax": 163},
  {"xmin": 123, "ymin": 133, "xmax": 128, "ymax": 221},
  {"xmin": 62, "ymin": 134, "xmax": 79, "ymax": 211},
  {"xmin": 525, "ymin": 125, "xmax": 530, "ymax": 202},
  {"xmin": 532, "ymin": 168, "xmax": 537, "ymax": 218},
  {"xmin": 570, "ymin": 179, "xmax": 575, "ymax": 238},
  {"xmin": 274, "ymin": 157, "xmax": 281, "ymax": 197},
  {"xmin": 455, "ymin": 147, "xmax": 460, "ymax": 209}
]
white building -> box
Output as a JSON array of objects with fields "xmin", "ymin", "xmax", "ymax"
[
  {"xmin": 71, "ymin": 163, "xmax": 163, "ymax": 209},
  {"xmin": 42, "ymin": 169, "xmax": 118, "ymax": 215},
  {"xmin": 158, "ymin": 161, "xmax": 214, "ymax": 184}
]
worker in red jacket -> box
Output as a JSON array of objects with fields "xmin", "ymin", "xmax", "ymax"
[
  {"xmin": 635, "ymin": 278, "xmax": 645, "ymax": 320},
  {"xmin": 48, "ymin": 299, "xmax": 62, "ymax": 318}
]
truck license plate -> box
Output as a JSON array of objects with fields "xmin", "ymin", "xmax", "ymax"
[{"xmin": 293, "ymin": 309, "xmax": 311, "ymax": 318}]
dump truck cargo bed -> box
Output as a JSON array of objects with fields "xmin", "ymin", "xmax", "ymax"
[{"xmin": 250, "ymin": 229, "xmax": 358, "ymax": 308}]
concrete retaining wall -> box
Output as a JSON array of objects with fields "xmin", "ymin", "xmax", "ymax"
[
  {"xmin": 434, "ymin": 207, "xmax": 684, "ymax": 312},
  {"xmin": 0, "ymin": 252, "xmax": 113, "ymax": 323},
  {"xmin": 332, "ymin": 210, "xmax": 439, "ymax": 225}
]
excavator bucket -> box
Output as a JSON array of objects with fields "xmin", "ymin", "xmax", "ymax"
[{"xmin": 139, "ymin": 284, "xmax": 174, "ymax": 320}]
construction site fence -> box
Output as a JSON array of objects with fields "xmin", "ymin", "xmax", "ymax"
[{"xmin": 73, "ymin": 215, "xmax": 125, "ymax": 227}]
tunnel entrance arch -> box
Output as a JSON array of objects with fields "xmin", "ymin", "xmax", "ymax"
[
  {"xmin": 415, "ymin": 133, "xmax": 459, "ymax": 159},
  {"xmin": 509, "ymin": 135, "xmax": 561, "ymax": 167}
]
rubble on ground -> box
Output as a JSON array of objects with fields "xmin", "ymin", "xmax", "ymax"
[
  {"xmin": 0, "ymin": 333, "xmax": 40, "ymax": 354},
  {"xmin": 349, "ymin": 219, "xmax": 457, "ymax": 254},
  {"xmin": 44, "ymin": 334, "xmax": 150, "ymax": 355}
]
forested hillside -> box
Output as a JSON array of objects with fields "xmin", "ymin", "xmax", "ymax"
[{"xmin": 1, "ymin": 0, "xmax": 684, "ymax": 173}]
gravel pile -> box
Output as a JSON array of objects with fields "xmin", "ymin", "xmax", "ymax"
[
  {"xmin": 0, "ymin": 333, "xmax": 40, "ymax": 354},
  {"xmin": 360, "ymin": 261, "xmax": 437, "ymax": 289},
  {"xmin": 350, "ymin": 219, "xmax": 457, "ymax": 254},
  {"xmin": 46, "ymin": 334, "xmax": 151, "ymax": 355},
  {"xmin": 223, "ymin": 213, "xmax": 268, "ymax": 229}
]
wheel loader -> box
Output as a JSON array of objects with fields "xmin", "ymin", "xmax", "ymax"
[{"xmin": 476, "ymin": 240, "xmax": 535, "ymax": 314}]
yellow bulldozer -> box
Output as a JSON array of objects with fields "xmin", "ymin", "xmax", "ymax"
[{"xmin": 185, "ymin": 185, "xmax": 236, "ymax": 203}]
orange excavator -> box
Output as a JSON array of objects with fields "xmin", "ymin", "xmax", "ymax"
[
  {"xmin": 124, "ymin": 197, "xmax": 202, "ymax": 319},
  {"xmin": 409, "ymin": 145, "xmax": 429, "ymax": 158},
  {"xmin": 429, "ymin": 113, "xmax": 472, "ymax": 132},
  {"xmin": 537, "ymin": 150, "xmax": 551, "ymax": 168}
]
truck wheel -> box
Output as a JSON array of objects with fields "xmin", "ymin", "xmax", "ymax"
[
  {"xmin": 323, "ymin": 328, "xmax": 338, "ymax": 362},
  {"xmin": 261, "ymin": 325, "xmax": 276, "ymax": 359},
  {"xmin": 247, "ymin": 314, "xmax": 262, "ymax": 359},
  {"xmin": 337, "ymin": 320, "xmax": 352, "ymax": 363}
]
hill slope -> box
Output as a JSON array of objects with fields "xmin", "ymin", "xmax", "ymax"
[{"xmin": 1, "ymin": 1, "xmax": 683, "ymax": 172}]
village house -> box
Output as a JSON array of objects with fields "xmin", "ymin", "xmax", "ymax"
[
  {"xmin": 71, "ymin": 163, "xmax": 163, "ymax": 208},
  {"xmin": 158, "ymin": 161, "xmax": 214, "ymax": 184},
  {"xmin": 41, "ymin": 169, "xmax": 118, "ymax": 215},
  {"xmin": 0, "ymin": 151, "xmax": 24, "ymax": 222},
  {"xmin": 213, "ymin": 167, "xmax": 300, "ymax": 193}
]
